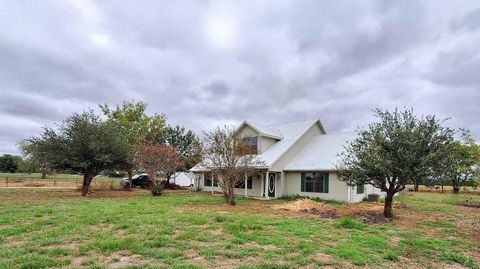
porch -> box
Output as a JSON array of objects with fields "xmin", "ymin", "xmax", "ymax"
[{"xmin": 195, "ymin": 170, "xmax": 285, "ymax": 199}]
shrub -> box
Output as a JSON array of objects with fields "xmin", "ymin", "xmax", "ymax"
[{"xmin": 151, "ymin": 185, "xmax": 164, "ymax": 196}]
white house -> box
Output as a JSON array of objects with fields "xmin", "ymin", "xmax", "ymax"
[
  {"xmin": 191, "ymin": 119, "xmax": 382, "ymax": 203},
  {"xmin": 171, "ymin": 172, "xmax": 195, "ymax": 187}
]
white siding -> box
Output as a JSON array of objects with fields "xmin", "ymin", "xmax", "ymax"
[
  {"xmin": 284, "ymin": 172, "xmax": 349, "ymax": 202},
  {"xmin": 259, "ymin": 136, "xmax": 277, "ymax": 153},
  {"xmin": 270, "ymin": 124, "xmax": 323, "ymax": 171},
  {"xmin": 284, "ymin": 172, "xmax": 382, "ymax": 203},
  {"xmin": 238, "ymin": 125, "xmax": 258, "ymax": 138}
]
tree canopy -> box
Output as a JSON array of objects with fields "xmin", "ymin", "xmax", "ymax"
[
  {"xmin": 100, "ymin": 101, "xmax": 166, "ymax": 185},
  {"xmin": 337, "ymin": 108, "xmax": 454, "ymax": 217},
  {"xmin": 21, "ymin": 111, "xmax": 130, "ymax": 196},
  {"xmin": 435, "ymin": 130, "xmax": 480, "ymax": 193},
  {"xmin": 156, "ymin": 125, "xmax": 202, "ymax": 185},
  {"xmin": 0, "ymin": 155, "xmax": 18, "ymax": 173}
]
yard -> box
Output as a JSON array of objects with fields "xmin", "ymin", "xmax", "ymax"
[{"xmin": 0, "ymin": 189, "xmax": 479, "ymax": 269}]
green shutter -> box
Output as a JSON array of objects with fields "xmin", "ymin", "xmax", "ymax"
[
  {"xmin": 357, "ymin": 184, "xmax": 364, "ymax": 194},
  {"xmin": 301, "ymin": 173, "xmax": 305, "ymax": 192},
  {"xmin": 323, "ymin": 173, "xmax": 329, "ymax": 193}
]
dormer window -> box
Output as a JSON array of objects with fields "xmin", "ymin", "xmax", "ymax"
[{"xmin": 242, "ymin": 137, "xmax": 258, "ymax": 154}]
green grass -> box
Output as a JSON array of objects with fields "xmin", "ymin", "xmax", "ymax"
[{"xmin": 0, "ymin": 189, "xmax": 478, "ymax": 268}]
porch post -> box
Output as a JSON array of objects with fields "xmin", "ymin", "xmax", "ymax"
[
  {"xmin": 265, "ymin": 171, "xmax": 269, "ymax": 199},
  {"xmin": 280, "ymin": 171, "xmax": 285, "ymax": 198},
  {"xmin": 244, "ymin": 173, "xmax": 248, "ymax": 198},
  {"xmin": 211, "ymin": 171, "xmax": 214, "ymax": 195},
  {"xmin": 260, "ymin": 173, "xmax": 264, "ymax": 197}
]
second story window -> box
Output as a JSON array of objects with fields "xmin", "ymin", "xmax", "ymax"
[{"xmin": 242, "ymin": 137, "xmax": 258, "ymax": 154}]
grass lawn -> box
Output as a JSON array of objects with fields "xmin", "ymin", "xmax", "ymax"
[{"xmin": 0, "ymin": 189, "xmax": 479, "ymax": 269}]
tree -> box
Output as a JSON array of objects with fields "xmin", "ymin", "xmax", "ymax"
[
  {"xmin": 100, "ymin": 101, "xmax": 166, "ymax": 188},
  {"xmin": 20, "ymin": 142, "xmax": 50, "ymax": 178},
  {"xmin": 21, "ymin": 111, "xmax": 129, "ymax": 196},
  {"xmin": 337, "ymin": 108, "xmax": 454, "ymax": 218},
  {"xmin": 440, "ymin": 130, "xmax": 480, "ymax": 193},
  {"xmin": 202, "ymin": 126, "xmax": 264, "ymax": 205},
  {"xmin": 156, "ymin": 125, "xmax": 202, "ymax": 186},
  {"xmin": 136, "ymin": 142, "xmax": 183, "ymax": 195},
  {"xmin": 0, "ymin": 155, "xmax": 18, "ymax": 173}
]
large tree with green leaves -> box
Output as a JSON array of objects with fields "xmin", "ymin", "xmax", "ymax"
[
  {"xmin": 156, "ymin": 125, "xmax": 202, "ymax": 185},
  {"xmin": 100, "ymin": 101, "xmax": 166, "ymax": 187},
  {"xmin": 337, "ymin": 108, "xmax": 454, "ymax": 218},
  {"xmin": 436, "ymin": 130, "xmax": 480, "ymax": 193},
  {"xmin": 0, "ymin": 155, "xmax": 18, "ymax": 173},
  {"xmin": 21, "ymin": 111, "xmax": 129, "ymax": 196}
]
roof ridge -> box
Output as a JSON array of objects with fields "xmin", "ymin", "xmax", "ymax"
[
  {"xmin": 266, "ymin": 118, "xmax": 318, "ymax": 127},
  {"xmin": 267, "ymin": 119, "xmax": 321, "ymax": 167},
  {"xmin": 319, "ymin": 131, "xmax": 356, "ymax": 135}
]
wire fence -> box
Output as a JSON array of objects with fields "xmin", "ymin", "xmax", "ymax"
[{"xmin": 0, "ymin": 176, "xmax": 124, "ymax": 189}]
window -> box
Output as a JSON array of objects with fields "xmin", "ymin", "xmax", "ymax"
[
  {"xmin": 301, "ymin": 172, "xmax": 329, "ymax": 193},
  {"xmin": 242, "ymin": 137, "xmax": 258, "ymax": 154},
  {"xmin": 356, "ymin": 184, "xmax": 364, "ymax": 194},
  {"xmin": 235, "ymin": 176, "xmax": 253, "ymax": 189},
  {"xmin": 204, "ymin": 173, "xmax": 218, "ymax": 187}
]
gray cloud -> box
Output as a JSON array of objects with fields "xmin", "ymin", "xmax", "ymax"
[{"xmin": 1, "ymin": 0, "xmax": 480, "ymax": 154}]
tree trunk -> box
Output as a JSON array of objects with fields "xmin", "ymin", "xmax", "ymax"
[
  {"xmin": 81, "ymin": 174, "xmax": 94, "ymax": 196},
  {"xmin": 453, "ymin": 186, "xmax": 460, "ymax": 194},
  {"xmin": 164, "ymin": 173, "xmax": 172, "ymax": 188},
  {"xmin": 127, "ymin": 170, "xmax": 133, "ymax": 189},
  {"xmin": 225, "ymin": 181, "xmax": 236, "ymax": 206},
  {"xmin": 41, "ymin": 171, "xmax": 46, "ymax": 179},
  {"xmin": 452, "ymin": 178, "xmax": 460, "ymax": 194},
  {"xmin": 413, "ymin": 183, "xmax": 419, "ymax": 192},
  {"xmin": 383, "ymin": 192, "xmax": 395, "ymax": 218}
]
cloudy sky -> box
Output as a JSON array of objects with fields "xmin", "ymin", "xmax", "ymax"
[{"xmin": 1, "ymin": 0, "xmax": 480, "ymax": 154}]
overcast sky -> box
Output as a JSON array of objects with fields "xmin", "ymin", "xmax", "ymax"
[{"xmin": 1, "ymin": 0, "xmax": 480, "ymax": 155}]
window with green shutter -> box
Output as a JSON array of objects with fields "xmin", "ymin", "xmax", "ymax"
[
  {"xmin": 356, "ymin": 183, "xmax": 364, "ymax": 194},
  {"xmin": 204, "ymin": 173, "xmax": 212, "ymax": 187},
  {"xmin": 301, "ymin": 172, "xmax": 329, "ymax": 193}
]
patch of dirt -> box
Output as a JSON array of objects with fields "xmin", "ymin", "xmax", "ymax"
[
  {"xmin": 390, "ymin": 236, "xmax": 401, "ymax": 246},
  {"xmin": 23, "ymin": 182, "xmax": 46, "ymax": 187},
  {"xmin": 300, "ymin": 208, "xmax": 340, "ymax": 219},
  {"xmin": 351, "ymin": 212, "xmax": 393, "ymax": 224},
  {"xmin": 273, "ymin": 199, "xmax": 390, "ymax": 224},
  {"xmin": 0, "ymin": 188, "xmax": 148, "ymax": 201},
  {"xmin": 109, "ymin": 251, "xmax": 143, "ymax": 268},
  {"xmin": 395, "ymin": 202, "xmax": 409, "ymax": 209},
  {"xmin": 273, "ymin": 199, "xmax": 330, "ymax": 211},
  {"xmin": 460, "ymin": 200, "xmax": 480, "ymax": 208},
  {"xmin": 44, "ymin": 242, "xmax": 78, "ymax": 250},
  {"xmin": 69, "ymin": 257, "xmax": 84, "ymax": 267},
  {"xmin": 312, "ymin": 252, "xmax": 332, "ymax": 262}
]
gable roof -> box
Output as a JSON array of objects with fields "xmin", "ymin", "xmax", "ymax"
[
  {"xmin": 191, "ymin": 118, "xmax": 328, "ymax": 172},
  {"xmin": 284, "ymin": 132, "xmax": 356, "ymax": 171},
  {"xmin": 236, "ymin": 120, "xmax": 283, "ymax": 140},
  {"xmin": 256, "ymin": 119, "xmax": 326, "ymax": 166}
]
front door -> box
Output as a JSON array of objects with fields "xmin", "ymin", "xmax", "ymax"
[{"xmin": 268, "ymin": 173, "xmax": 276, "ymax": 197}]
